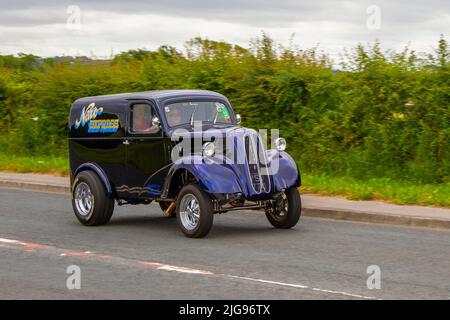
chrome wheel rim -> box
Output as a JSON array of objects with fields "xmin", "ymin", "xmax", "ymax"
[
  {"xmin": 74, "ymin": 182, "xmax": 93, "ymax": 216},
  {"xmin": 179, "ymin": 194, "xmax": 200, "ymax": 231}
]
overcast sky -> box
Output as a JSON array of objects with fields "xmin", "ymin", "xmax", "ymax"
[{"xmin": 0, "ymin": 0, "xmax": 448, "ymax": 61}]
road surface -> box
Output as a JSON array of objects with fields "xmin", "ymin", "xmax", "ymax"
[{"xmin": 0, "ymin": 188, "xmax": 449, "ymax": 299}]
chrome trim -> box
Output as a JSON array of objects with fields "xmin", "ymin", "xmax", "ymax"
[
  {"xmin": 179, "ymin": 194, "xmax": 200, "ymax": 231},
  {"xmin": 243, "ymin": 131, "xmax": 271, "ymax": 194},
  {"xmin": 74, "ymin": 182, "xmax": 93, "ymax": 216}
]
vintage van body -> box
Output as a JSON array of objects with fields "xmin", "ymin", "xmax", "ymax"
[{"xmin": 68, "ymin": 90, "xmax": 301, "ymax": 237}]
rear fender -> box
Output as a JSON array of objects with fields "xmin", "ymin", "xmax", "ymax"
[{"xmin": 73, "ymin": 162, "xmax": 113, "ymax": 196}]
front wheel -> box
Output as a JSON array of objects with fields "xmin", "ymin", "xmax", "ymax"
[
  {"xmin": 265, "ymin": 188, "xmax": 301, "ymax": 229},
  {"xmin": 176, "ymin": 184, "xmax": 214, "ymax": 238}
]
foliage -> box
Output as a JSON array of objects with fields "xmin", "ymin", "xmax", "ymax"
[{"xmin": 0, "ymin": 34, "xmax": 449, "ymax": 185}]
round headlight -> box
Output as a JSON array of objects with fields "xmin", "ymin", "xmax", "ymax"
[
  {"xmin": 274, "ymin": 137, "xmax": 287, "ymax": 151},
  {"xmin": 202, "ymin": 142, "xmax": 215, "ymax": 157}
]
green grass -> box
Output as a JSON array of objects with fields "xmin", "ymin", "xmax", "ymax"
[
  {"xmin": 301, "ymin": 173, "xmax": 450, "ymax": 207},
  {"xmin": 0, "ymin": 154, "xmax": 69, "ymax": 176},
  {"xmin": 0, "ymin": 154, "xmax": 448, "ymax": 207}
]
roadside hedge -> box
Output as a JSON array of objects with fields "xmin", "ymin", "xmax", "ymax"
[{"xmin": 0, "ymin": 35, "xmax": 448, "ymax": 183}]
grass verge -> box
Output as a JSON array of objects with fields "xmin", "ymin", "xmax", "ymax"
[
  {"xmin": 0, "ymin": 154, "xmax": 448, "ymax": 207},
  {"xmin": 0, "ymin": 154, "xmax": 69, "ymax": 176},
  {"xmin": 301, "ymin": 173, "xmax": 450, "ymax": 207}
]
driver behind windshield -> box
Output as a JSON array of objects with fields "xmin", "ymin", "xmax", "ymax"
[{"xmin": 165, "ymin": 106, "xmax": 184, "ymax": 126}]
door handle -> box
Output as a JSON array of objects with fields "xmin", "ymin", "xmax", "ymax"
[{"xmin": 123, "ymin": 139, "xmax": 130, "ymax": 145}]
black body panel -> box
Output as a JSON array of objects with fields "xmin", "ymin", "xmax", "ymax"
[{"xmin": 68, "ymin": 90, "xmax": 232, "ymax": 200}]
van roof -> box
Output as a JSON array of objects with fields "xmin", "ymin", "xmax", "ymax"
[{"xmin": 73, "ymin": 89, "xmax": 227, "ymax": 105}]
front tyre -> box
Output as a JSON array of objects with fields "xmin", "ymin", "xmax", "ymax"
[
  {"xmin": 176, "ymin": 184, "xmax": 213, "ymax": 238},
  {"xmin": 72, "ymin": 171, "xmax": 114, "ymax": 226},
  {"xmin": 265, "ymin": 188, "xmax": 301, "ymax": 229}
]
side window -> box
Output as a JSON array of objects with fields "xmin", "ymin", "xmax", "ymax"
[{"xmin": 131, "ymin": 103, "xmax": 158, "ymax": 133}]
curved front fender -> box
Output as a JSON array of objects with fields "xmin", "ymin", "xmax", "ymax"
[
  {"xmin": 266, "ymin": 150, "xmax": 301, "ymax": 191},
  {"xmin": 162, "ymin": 155, "xmax": 243, "ymax": 197},
  {"xmin": 162, "ymin": 152, "xmax": 300, "ymax": 199}
]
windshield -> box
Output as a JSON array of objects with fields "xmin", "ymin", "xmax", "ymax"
[{"xmin": 164, "ymin": 101, "xmax": 233, "ymax": 127}]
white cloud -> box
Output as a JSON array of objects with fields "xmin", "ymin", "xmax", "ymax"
[{"xmin": 0, "ymin": 0, "xmax": 448, "ymax": 58}]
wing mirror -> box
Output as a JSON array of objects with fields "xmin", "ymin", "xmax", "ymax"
[{"xmin": 236, "ymin": 114, "xmax": 242, "ymax": 124}]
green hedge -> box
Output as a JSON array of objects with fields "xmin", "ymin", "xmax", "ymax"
[{"xmin": 0, "ymin": 35, "xmax": 449, "ymax": 183}]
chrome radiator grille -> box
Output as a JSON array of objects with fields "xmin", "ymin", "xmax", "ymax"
[{"xmin": 244, "ymin": 132, "xmax": 271, "ymax": 194}]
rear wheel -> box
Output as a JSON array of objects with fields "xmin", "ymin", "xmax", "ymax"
[
  {"xmin": 265, "ymin": 188, "xmax": 301, "ymax": 229},
  {"xmin": 72, "ymin": 171, "xmax": 114, "ymax": 226},
  {"xmin": 176, "ymin": 184, "xmax": 213, "ymax": 238}
]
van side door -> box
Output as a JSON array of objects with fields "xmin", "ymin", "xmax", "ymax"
[{"xmin": 122, "ymin": 101, "xmax": 168, "ymax": 198}]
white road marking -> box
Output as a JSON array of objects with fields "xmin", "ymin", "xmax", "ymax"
[
  {"xmin": 0, "ymin": 238, "xmax": 22, "ymax": 244},
  {"xmin": 157, "ymin": 265, "xmax": 214, "ymax": 275},
  {"xmin": 226, "ymin": 275, "xmax": 309, "ymax": 289},
  {"xmin": 226, "ymin": 275, "xmax": 378, "ymax": 300},
  {"xmin": 0, "ymin": 236, "xmax": 378, "ymax": 300},
  {"xmin": 311, "ymin": 287, "xmax": 378, "ymax": 300}
]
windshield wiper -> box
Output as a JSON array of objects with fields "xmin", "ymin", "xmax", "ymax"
[
  {"xmin": 189, "ymin": 105, "xmax": 198, "ymax": 128},
  {"xmin": 213, "ymin": 109, "xmax": 219, "ymax": 124}
]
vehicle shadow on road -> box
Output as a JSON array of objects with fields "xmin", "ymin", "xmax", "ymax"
[
  {"xmin": 209, "ymin": 224, "xmax": 301, "ymax": 239},
  {"xmin": 108, "ymin": 215, "xmax": 177, "ymax": 227},
  {"xmin": 103, "ymin": 214, "xmax": 302, "ymax": 239}
]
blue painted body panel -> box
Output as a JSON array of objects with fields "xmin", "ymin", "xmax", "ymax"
[
  {"xmin": 164, "ymin": 151, "xmax": 300, "ymax": 200},
  {"xmin": 167, "ymin": 156, "xmax": 244, "ymax": 195}
]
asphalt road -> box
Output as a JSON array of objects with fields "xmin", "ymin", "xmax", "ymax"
[{"xmin": 1, "ymin": 188, "xmax": 449, "ymax": 300}]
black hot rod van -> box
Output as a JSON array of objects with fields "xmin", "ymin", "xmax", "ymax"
[{"xmin": 69, "ymin": 90, "xmax": 301, "ymax": 237}]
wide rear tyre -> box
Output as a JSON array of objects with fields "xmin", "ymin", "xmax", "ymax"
[
  {"xmin": 265, "ymin": 188, "xmax": 301, "ymax": 229},
  {"xmin": 71, "ymin": 171, "xmax": 114, "ymax": 226},
  {"xmin": 176, "ymin": 184, "xmax": 214, "ymax": 238}
]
